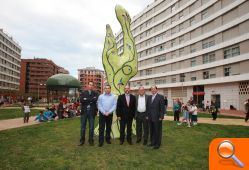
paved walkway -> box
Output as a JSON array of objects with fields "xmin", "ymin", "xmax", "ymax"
[
  {"xmin": 0, "ymin": 116, "xmax": 40, "ymax": 131},
  {"xmin": 0, "ymin": 115, "xmax": 248, "ymax": 132}
]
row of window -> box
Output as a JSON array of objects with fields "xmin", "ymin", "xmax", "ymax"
[
  {"xmin": 139, "ymin": 46, "xmax": 240, "ymax": 74},
  {"xmin": 0, "ymin": 33, "xmax": 21, "ymax": 53},
  {"xmin": 0, "ymin": 81, "xmax": 19, "ymax": 89}
]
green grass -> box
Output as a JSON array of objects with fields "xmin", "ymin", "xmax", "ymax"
[
  {"xmin": 0, "ymin": 108, "xmax": 41, "ymax": 120},
  {"xmin": 0, "ymin": 109, "xmax": 243, "ymax": 121},
  {"xmin": 166, "ymin": 111, "xmax": 244, "ymax": 119},
  {"xmin": 0, "ymin": 118, "xmax": 248, "ymax": 170}
]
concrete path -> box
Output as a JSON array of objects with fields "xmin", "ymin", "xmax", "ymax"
[
  {"xmin": 0, "ymin": 115, "xmax": 248, "ymax": 132},
  {"xmin": 164, "ymin": 116, "xmax": 249, "ymax": 126},
  {"xmin": 0, "ymin": 116, "xmax": 40, "ymax": 131}
]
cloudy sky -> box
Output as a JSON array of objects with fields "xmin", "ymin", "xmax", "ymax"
[{"xmin": 0, "ymin": 0, "xmax": 154, "ymax": 77}]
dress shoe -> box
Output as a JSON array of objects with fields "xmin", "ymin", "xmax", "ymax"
[
  {"xmin": 153, "ymin": 146, "xmax": 159, "ymax": 149},
  {"xmin": 120, "ymin": 141, "xmax": 124, "ymax": 145},
  {"xmin": 98, "ymin": 143, "xmax": 103, "ymax": 147},
  {"xmin": 147, "ymin": 143, "xmax": 154, "ymax": 147},
  {"xmin": 136, "ymin": 139, "xmax": 141, "ymax": 143},
  {"xmin": 128, "ymin": 141, "xmax": 133, "ymax": 145},
  {"xmin": 78, "ymin": 142, "xmax": 84, "ymax": 146},
  {"xmin": 106, "ymin": 141, "xmax": 111, "ymax": 144}
]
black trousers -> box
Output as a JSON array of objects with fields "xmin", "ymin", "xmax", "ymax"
[
  {"xmin": 245, "ymin": 112, "xmax": 249, "ymax": 122},
  {"xmin": 174, "ymin": 111, "xmax": 180, "ymax": 121},
  {"xmin": 120, "ymin": 118, "xmax": 133, "ymax": 142},
  {"xmin": 149, "ymin": 120, "xmax": 162, "ymax": 147},
  {"xmin": 212, "ymin": 112, "xmax": 217, "ymax": 120},
  {"xmin": 136, "ymin": 112, "xmax": 148, "ymax": 142},
  {"xmin": 99, "ymin": 113, "xmax": 113, "ymax": 144}
]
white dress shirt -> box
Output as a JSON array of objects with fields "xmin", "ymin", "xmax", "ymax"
[{"xmin": 137, "ymin": 95, "xmax": 146, "ymax": 112}]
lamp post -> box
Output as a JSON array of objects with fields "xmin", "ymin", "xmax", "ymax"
[{"xmin": 38, "ymin": 83, "xmax": 46, "ymax": 103}]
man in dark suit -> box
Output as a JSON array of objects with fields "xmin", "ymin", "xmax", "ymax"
[
  {"xmin": 135, "ymin": 86, "xmax": 149, "ymax": 145},
  {"xmin": 117, "ymin": 85, "xmax": 136, "ymax": 145},
  {"xmin": 146, "ymin": 85, "xmax": 165, "ymax": 149},
  {"xmin": 79, "ymin": 81, "xmax": 99, "ymax": 146}
]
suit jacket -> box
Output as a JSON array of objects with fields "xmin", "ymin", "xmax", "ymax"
[
  {"xmin": 146, "ymin": 93, "xmax": 165, "ymax": 122},
  {"xmin": 135, "ymin": 94, "xmax": 149, "ymax": 117},
  {"xmin": 80, "ymin": 90, "xmax": 99, "ymax": 115},
  {"xmin": 116, "ymin": 93, "xmax": 136, "ymax": 120}
]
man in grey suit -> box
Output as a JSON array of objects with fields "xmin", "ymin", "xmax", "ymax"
[
  {"xmin": 146, "ymin": 85, "xmax": 165, "ymax": 149},
  {"xmin": 135, "ymin": 86, "xmax": 149, "ymax": 145}
]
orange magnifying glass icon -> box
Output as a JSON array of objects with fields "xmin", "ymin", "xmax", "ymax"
[{"xmin": 217, "ymin": 140, "xmax": 244, "ymax": 168}]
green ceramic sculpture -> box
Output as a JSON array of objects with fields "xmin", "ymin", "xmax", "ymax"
[
  {"xmin": 102, "ymin": 5, "xmax": 138, "ymax": 95},
  {"xmin": 95, "ymin": 5, "xmax": 138, "ymax": 138}
]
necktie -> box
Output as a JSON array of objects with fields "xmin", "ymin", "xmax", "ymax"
[{"xmin": 89, "ymin": 90, "xmax": 91, "ymax": 95}]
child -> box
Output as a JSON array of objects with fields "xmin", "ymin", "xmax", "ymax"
[
  {"xmin": 35, "ymin": 111, "xmax": 49, "ymax": 122},
  {"xmin": 177, "ymin": 103, "xmax": 191, "ymax": 127},
  {"xmin": 190, "ymin": 103, "xmax": 198, "ymax": 126},
  {"xmin": 22, "ymin": 101, "xmax": 30, "ymax": 123},
  {"xmin": 209, "ymin": 101, "xmax": 219, "ymax": 120}
]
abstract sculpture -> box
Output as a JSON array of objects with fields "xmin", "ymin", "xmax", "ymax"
[
  {"xmin": 102, "ymin": 5, "xmax": 138, "ymax": 95},
  {"xmin": 94, "ymin": 5, "xmax": 138, "ymax": 138}
]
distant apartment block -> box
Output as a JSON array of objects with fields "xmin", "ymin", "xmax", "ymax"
[
  {"xmin": 78, "ymin": 67, "xmax": 104, "ymax": 93},
  {"xmin": 0, "ymin": 29, "xmax": 21, "ymax": 95}
]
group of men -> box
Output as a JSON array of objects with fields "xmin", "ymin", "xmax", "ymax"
[{"xmin": 78, "ymin": 82, "xmax": 165, "ymax": 149}]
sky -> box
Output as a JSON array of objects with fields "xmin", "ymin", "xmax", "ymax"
[{"xmin": 0, "ymin": 0, "xmax": 154, "ymax": 78}]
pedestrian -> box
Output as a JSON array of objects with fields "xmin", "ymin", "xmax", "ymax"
[
  {"xmin": 78, "ymin": 81, "xmax": 99, "ymax": 146},
  {"xmin": 164, "ymin": 96, "xmax": 168, "ymax": 116},
  {"xmin": 190, "ymin": 103, "xmax": 198, "ymax": 125},
  {"xmin": 22, "ymin": 101, "xmax": 30, "ymax": 123},
  {"xmin": 97, "ymin": 84, "xmax": 117, "ymax": 147},
  {"xmin": 209, "ymin": 101, "xmax": 219, "ymax": 120},
  {"xmin": 57, "ymin": 101, "xmax": 64, "ymax": 119},
  {"xmin": 117, "ymin": 85, "xmax": 136, "ymax": 145},
  {"xmin": 244, "ymin": 99, "xmax": 249, "ymax": 122},
  {"xmin": 135, "ymin": 86, "xmax": 149, "ymax": 145},
  {"xmin": 146, "ymin": 85, "xmax": 165, "ymax": 149},
  {"xmin": 173, "ymin": 99, "xmax": 181, "ymax": 122},
  {"xmin": 177, "ymin": 102, "xmax": 191, "ymax": 127}
]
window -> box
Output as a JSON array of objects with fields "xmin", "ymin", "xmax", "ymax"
[
  {"xmin": 171, "ymin": 4, "xmax": 176, "ymax": 12},
  {"xmin": 202, "ymin": 40, "xmax": 215, "ymax": 49},
  {"xmin": 145, "ymin": 82, "xmax": 150, "ymax": 85},
  {"xmin": 190, "ymin": 17, "xmax": 195, "ymax": 26},
  {"xmin": 179, "ymin": 12, "xmax": 184, "ymax": 19},
  {"xmin": 179, "ymin": 36, "xmax": 184, "ymax": 44},
  {"xmin": 171, "ymin": 39, "xmax": 176, "ymax": 47},
  {"xmin": 203, "ymin": 71, "xmax": 209, "ymax": 79},
  {"xmin": 203, "ymin": 53, "xmax": 215, "ymax": 64},
  {"xmin": 155, "ymin": 79, "xmax": 166, "ymax": 85},
  {"xmin": 180, "ymin": 73, "xmax": 185, "ymax": 82},
  {"xmin": 224, "ymin": 67, "xmax": 231, "ymax": 76},
  {"xmin": 190, "ymin": 59, "xmax": 196, "ymax": 67},
  {"xmin": 201, "ymin": 10, "xmax": 208, "ymax": 19},
  {"xmin": 146, "ymin": 69, "xmax": 152, "ymax": 75},
  {"xmin": 191, "ymin": 77, "xmax": 196, "ymax": 81},
  {"xmin": 140, "ymin": 70, "xmax": 144, "ymax": 76},
  {"xmin": 224, "ymin": 46, "xmax": 240, "ymax": 59},
  {"xmin": 210, "ymin": 74, "xmax": 216, "ymax": 78},
  {"xmin": 179, "ymin": 48, "xmax": 184, "ymax": 56},
  {"xmin": 179, "ymin": 23, "xmax": 184, "ymax": 31},
  {"xmin": 171, "ymin": 77, "xmax": 176, "ymax": 83}
]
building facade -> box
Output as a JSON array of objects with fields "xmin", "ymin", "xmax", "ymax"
[
  {"xmin": 20, "ymin": 58, "xmax": 64, "ymax": 100},
  {"xmin": 0, "ymin": 29, "xmax": 21, "ymax": 96},
  {"xmin": 78, "ymin": 67, "xmax": 104, "ymax": 93},
  {"xmin": 116, "ymin": 0, "xmax": 249, "ymax": 110}
]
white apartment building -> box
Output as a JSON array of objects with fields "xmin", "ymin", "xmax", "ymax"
[
  {"xmin": 0, "ymin": 29, "xmax": 21, "ymax": 92},
  {"xmin": 116, "ymin": 0, "xmax": 249, "ymax": 110}
]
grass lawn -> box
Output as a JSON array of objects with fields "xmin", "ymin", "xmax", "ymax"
[
  {"xmin": 0, "ymin": 118, "xmax": 248, "ymax": 170},
  {"xmin": 0, "ymin": 108, "xmax": 41, "ymax": 120},
  {"xmin": 0, "ymin": 108, "xmax": 243, "ymax": 121}
]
